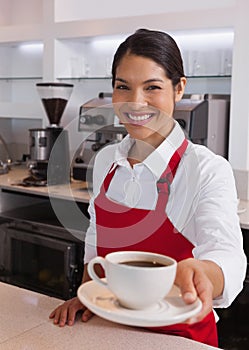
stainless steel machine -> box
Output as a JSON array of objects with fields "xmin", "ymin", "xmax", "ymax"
[
  {"xmin": 205, "ymin": 94, "xmax": 230, "ymax": 158},
  {"xmin": 73, "ymin": 93, "xmax": 127, "ymax": 185},
  {"xmin": 173, "ymin": 97, "xmax": 208, "ymax": 145},
  {"xmin": 177, "ymin": 93, "xmax": 230, "ymax": 158},
  {"xmin": 24, "ymin": 82, "xmax": 73, "ymax": 186}
]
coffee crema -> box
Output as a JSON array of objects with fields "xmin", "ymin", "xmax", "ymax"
[{"xmin": 120, "ymin": 260, "xmax": 167, "ymax": 268}]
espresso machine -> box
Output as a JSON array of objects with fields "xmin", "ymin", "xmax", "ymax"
[
  {"xmin": 24, "ymin": 82, "xmax": 73, "ymax": 186},
  {"xmin": 175, "ymin": 94, "xmax": 230, "ymax": 158},
  {"xmin": 72, "ymin": 93, "xmax": 127, "ymax": 186}
]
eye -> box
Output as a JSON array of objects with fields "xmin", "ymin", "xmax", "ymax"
[
  {"xmin": 115, "ymin": 84, "xmax": 129, "ymax": 90},
  {"xmin": 147, "ymin": 85, "xmax": 162, "ymax": 91}
]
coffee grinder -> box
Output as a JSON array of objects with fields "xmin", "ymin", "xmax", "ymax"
[{"xmin": 24, "ymin": 82, "xmax": 73, "ymax": 186}]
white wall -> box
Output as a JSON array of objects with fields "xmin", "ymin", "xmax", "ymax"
[
  {"xmin": 55, "ymin": 0, "xmax": 236, "ymax": 22},
  {"xmin": 0, "ymin": 0, "xmax": 42, "ymax": 25}
]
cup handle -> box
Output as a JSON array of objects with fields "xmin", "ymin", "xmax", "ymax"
[{"xmin": 87, "ymin": 256, "xmax": 108, "ymax": 286}]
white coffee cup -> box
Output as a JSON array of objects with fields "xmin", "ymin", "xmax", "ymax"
[{"xmin": 87, "ymin": 251, "xmax": 177, "ymax": 310}]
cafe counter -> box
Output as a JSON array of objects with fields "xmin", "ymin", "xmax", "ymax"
[
  {"xmin": 0, "ymin": 282, "xmax": 220, "ymax": 350},
  {"xmin": 0, "ymin": 166, "xmax": 248, "ymax": 229},
  {"xmin": 0, "ymin": 166, "xmax": 90, "ymax": 204}
]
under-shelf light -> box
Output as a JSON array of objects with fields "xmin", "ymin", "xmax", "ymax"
[
  {"xmin": 18, "ymin": 43, "xmax": 43, "ymax": 52},
  {"xmin": 91, "ymin": 35, "xmax": 127, "ymax": 51}
]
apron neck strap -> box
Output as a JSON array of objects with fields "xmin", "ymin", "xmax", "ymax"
[
  {"xmin": 157, "ymin": 138, "xmax": 188, "ymax": 193},
  {"xmin": 101, "ymin": 138, "xmax": 188, "ymax": 198}
]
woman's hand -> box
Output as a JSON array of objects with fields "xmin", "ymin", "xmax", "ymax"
[
  {"xmin": 49, "ymin": 296, "xmax": 93, "ymax": 327},
  {"xmin": 49, "ymin": 264, "xmax": 97, "ymax": 327},
  {"xmin": 175, "ymin": 258, "xmax": 224, "ymax": 324}
]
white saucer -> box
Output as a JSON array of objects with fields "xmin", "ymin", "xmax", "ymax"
[
  {"xmin": 237, "ymin": 207, "xmax": 246, "ymax": 214},
  {"xmin": 77, "ymin": 280, "xmax": 202, "ymax": 327}
]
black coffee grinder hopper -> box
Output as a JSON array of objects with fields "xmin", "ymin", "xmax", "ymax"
[{"xmin": 24, "ymin": 82, "xmax": 73, "ymax": 186}]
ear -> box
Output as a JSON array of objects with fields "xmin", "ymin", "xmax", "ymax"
[{"xmin": 174, "ymin": 77, "xmax": 187, "ymax": 102}]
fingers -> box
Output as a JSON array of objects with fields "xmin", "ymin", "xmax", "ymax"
[
  {"xmin": 82, "ymin": 308, "xmax": 94, "ymax": 322},
  {"xmin": 175, "ymin": 259, "xmax": 214, "ymax": 324},
  {"xmin": 49, "ymin": 297, "xmax": 86, "ymax": 327},
  {"xmin": 175, "ymin": 259, "xmax": 197, "ymax": 303},
  {"xmin": 188, "ymin": 270, "xmax": 213, "ymax": 323}
]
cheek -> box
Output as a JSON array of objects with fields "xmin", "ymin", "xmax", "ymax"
[
  {"xmin": 112, "ymin": 90, "xmax": 126, "ymax": 103},
  {"xmin": 152, "ymin": 96, "xmax": 174, "ymax": 116}
]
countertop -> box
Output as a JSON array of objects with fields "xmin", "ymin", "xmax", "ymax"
[
  {"xmin": 0, "ymin": 166, "xmax": 91, "ymax": 203},
  {"xmin": 0, "ymin": 282, "xmax": 221, "ymax": 350},
  {"xmin": 238, "ymin": 199, "xmax": 249, "ymax": 230},
  {"xmin": 0, "ymin": 166, "xmax": 248, "ymax": 230}
]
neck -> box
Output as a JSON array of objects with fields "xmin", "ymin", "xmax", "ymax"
[
  {"xmin": 128, "ymin": 139, "xmax": 155, "ymax": 165},
  {"xmin": 128, "ymin": 119, "xmax": 175, "ymax": 165}
]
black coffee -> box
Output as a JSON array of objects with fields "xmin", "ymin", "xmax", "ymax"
[{"xmin": 120, "ymin": 260, "xmax": 166, "ymax": 268}]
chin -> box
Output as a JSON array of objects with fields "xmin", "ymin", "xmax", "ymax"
[{"xmin": 124, "ymin": 123, "xmax": 154, "ymax": 138}]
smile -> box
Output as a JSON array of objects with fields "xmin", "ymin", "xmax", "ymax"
[
  {"xmin": 126, "ymin": 113, "xmax": 153, "ymax": 121},
  {"xmin": 123, "ymin": 112, "xmax": 156, "ymax": 125}
]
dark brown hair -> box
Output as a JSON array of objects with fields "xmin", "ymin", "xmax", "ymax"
[{"xmin": 112, "ymin": 28, "xmax": 185, "ymax": 88}]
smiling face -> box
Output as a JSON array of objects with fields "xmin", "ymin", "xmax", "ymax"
[{"xmin": 112, "ymin": 53, "xmax": 186, "ymax": 146}]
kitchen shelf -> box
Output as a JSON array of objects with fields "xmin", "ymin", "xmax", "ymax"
[
  {"xmin": 0, "ymin": 76, "xmax": 231, "ymax": 82},
  {"xmin": 0, "ymin": 77, "xmax": 43, "ymax": 81},
  {"xmin": 58, "ymin": 75, "xmax": 231, "ymax": 81},
  {"xmin": 57, "ymin": 76, "xmax": 112, "ymax": 81},
  {"xmin": 186, "ymin": 75, "xmax": 231, "ymax": 78}
]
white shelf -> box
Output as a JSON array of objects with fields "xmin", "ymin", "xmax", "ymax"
[
  {"xmin": 57, "ymin": 75, "xmax": 231, "ymax": 81},
  {"xmin": 57, "ymin": 76, "xmax": 112, "ymax": 81},
  {"xmin": 187, "ymin": 75, "xmax": 231, "ymax": 79},
  {"xmin": 0, "ymin": 77, "xmax": 43, "ymax": 81}
]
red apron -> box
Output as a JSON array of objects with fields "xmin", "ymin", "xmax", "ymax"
[{"xmin": 94, "ymin": 139, "xmax": 218, "ymax": 347}]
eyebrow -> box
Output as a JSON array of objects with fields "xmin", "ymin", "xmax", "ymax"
[{"xmin": 115, "ymin": 77, "xmax": 164, "ymax": 84}]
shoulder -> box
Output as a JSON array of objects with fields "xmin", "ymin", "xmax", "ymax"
[
  {"xmin": 186, "ymin": 142, "xmax": 232, "ymax": 173},
  {"xmin": 183, "ymin": 142, "xmax": 236, "ymax": 193}
]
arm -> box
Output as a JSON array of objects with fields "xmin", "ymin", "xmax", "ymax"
[{"xmin": 176, "ymin": 151, "xmax": 247, "ymax": 322}]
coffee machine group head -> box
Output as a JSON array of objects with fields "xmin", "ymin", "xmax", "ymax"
[{"xmin": 25, "ymin": 82, "xmax": 73, "ymax": 186}]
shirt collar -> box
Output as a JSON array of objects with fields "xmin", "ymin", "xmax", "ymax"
[
  {"xmin": 113, "ymin": 121, "xmax": 186, "ymax": 179},
  {"xmin": 144, "ymin": 121, "xmax": 186, "ymax": 179},
  {"xmin": 113, "ymin": 134, "xmax": 135, "ymax": 167}
]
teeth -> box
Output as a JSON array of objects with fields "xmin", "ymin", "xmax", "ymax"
[{"xmin": 127, "ymin": 113, "xmax": 152, "ymax": 121}]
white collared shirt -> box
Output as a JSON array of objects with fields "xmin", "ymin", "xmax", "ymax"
[{"xmin": 84, "ymin": 122, "xmax": 247, "ymax": 308}]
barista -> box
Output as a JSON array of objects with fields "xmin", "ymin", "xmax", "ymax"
[{"xmin": 50, "ymin": 29, "xmax": 247, "ymax": 347}]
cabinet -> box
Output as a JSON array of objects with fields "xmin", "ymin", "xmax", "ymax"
[
  {"xmin": 0, "ymin": 0, "xmax": 44, "ymax": 120},
  {"xmin": 0, "ymin": 44, "xmax": 43, "ymax": 119},
  {"xmin": 0, "ymin": 0, "xmax": 233, "ymax": 161}
]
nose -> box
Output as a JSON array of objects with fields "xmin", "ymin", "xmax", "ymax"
[{"xmin": 129, "ymin": 89, "xmax": 147, "ymax": 107}]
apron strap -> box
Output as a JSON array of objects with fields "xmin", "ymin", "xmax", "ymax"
[
  {"xmin": 157, "ymin": 138, "xmax": 188, "ymax": 192},
  {"xmin": 156, "ymin": 139, "xmax": 188, "ymax": 210},
  {"xmin": 100, "ymin": 138, "xmax": 188, "ymax": 206},
  {"xmin": 101, "ymin": 165, "xmax": 117, "ymax": 194}
]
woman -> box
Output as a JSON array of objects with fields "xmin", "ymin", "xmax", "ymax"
[{"xmin": 50, "ymin": 29, "xmax": 247, "ymax": 347}]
